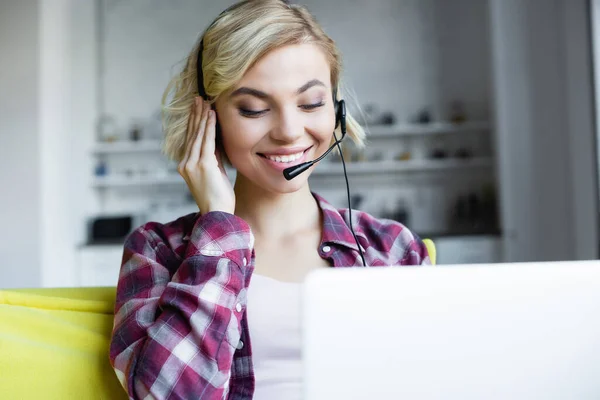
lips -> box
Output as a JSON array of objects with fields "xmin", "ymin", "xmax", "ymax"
[
  {"xmin": 258, "ymin": 146, "xmax": 313, "ymax": 172},
  {"xmin": 263, "ymin": 151, "xmax": 304, "ymax": 163},
  {"xmin": 258, "ymin": 146, "xmax": 312, "ymax": 164}
]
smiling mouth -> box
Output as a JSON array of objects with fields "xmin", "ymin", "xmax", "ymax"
[{"xmin": 258, "ymin": 147, "xmax": 312, "ymax": 164}]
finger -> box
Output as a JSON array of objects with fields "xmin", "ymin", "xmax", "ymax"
[
  {"xmin": 181, "ymin": 98, "xmax": 201, "ymax": 165},
  {"xmin": 185, "ymin": 98, "xmax": 197, "ymax": 144},
  {"xmin": 215, "ymin": 146, "xmax": 228, "ymax": 175},
  {"xmin": 180, "ymin": 101, "xmax": 195, "ymax": 165},
  {"xmin": 183, "ymin": 99, "xmax": 205, "ymax": 167},
  {"xmin": 201, "ymin": 110, "xmax": 217, "ymax": 160},
  {"xmin": 188, "ymin": 101, "xmax": 210, "ymax": 165}
]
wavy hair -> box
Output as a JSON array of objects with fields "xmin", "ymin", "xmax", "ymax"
[{"xmin": 161, "ymin": 0, "xmax": 365, "ymax": 161}]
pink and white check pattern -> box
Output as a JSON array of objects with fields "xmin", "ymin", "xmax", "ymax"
[{"xmin": 109, "ymin": 193, "xmax": 430, "ymax": 399}]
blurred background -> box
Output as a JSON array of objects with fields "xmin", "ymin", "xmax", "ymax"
[{"xmin": 0, "ymin": 0, "xmax": 598, "ymax": 289}]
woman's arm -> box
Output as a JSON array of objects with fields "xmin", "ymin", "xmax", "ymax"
[{"xmin": 109, "ymin": 211, "xmax": 254, "ymax": 400}]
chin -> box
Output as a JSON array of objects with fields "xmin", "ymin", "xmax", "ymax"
[
  {"xmin": 260, "ymin": 171, "xmax": 312, "ymax": 194},
  {"xmin": 234, "ymin": 164, "xmax": 313, "ymax": 195}
]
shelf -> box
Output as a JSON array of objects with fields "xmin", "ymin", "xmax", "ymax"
[
  {"xmin": 92, "ymin": 140, "xmax": 163, "ymax": 154},
  {"xmin": 92, "ymin": 158, "xmax": 492, "ymax": 187},
  {"xmin": 92, "ymin": 168, "xmax": 237, "ymax": 188},
  {"xmin": 365, "ymin": 121, "xmax": 491, "ymax": 138},
  {"xmin": 92, "ymin": 175, "xmax": 183, "ymax": 187},
  {"xmin": 90, "ymin": 121, "xmax": 491, "ymax": 155},
  {"xmin": 311, "ymin": 157, "xmax": 494, "ymax": 175}
]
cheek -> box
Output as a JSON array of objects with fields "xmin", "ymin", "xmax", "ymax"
[
  {"xmin": 309, "ymin": 108, "xmax": 336, "ymax": 142},
  {"xmin": 219, "ymin": 114, "xmax": 263, "ymax": 156}
]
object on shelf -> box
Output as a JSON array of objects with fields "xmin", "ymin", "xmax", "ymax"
[
  {"xmin": 368, "ymin": 151, "xmax": 384, "ymax": 162},
  {"xmin": 378, "ymin": 111, "xmax": 396, "ymax": 125},
  {"xmin": 480, "ymin": 183, "xmax": 499, "ymax": 229},
  {"xmin": 145, "ymin": 110, "xmax": 164, "ymax": 141},
  {"xmin": 350, "ymin": 194, "xmax": 364, "ymax": 210},
  {"xmin": 94, "ymin": 160, "xmax": 108, "ymax": 176},
  {"xmin": 448, "ymin": 100, "xmax": 467, "ymax": 124},
  {"xmin": 87, "ymin": 213, "xmax": 146, "ymax": 245},
  {"xmin": 129, "ymin": 122, "xmax": 143, "ymax": 141},
  {"xmin": 393, "ymin": 199, "xmax": 410, "ymax": 226},
  {"xmin": 430, "ymin": 149, "xmax": 448, "ymax": 159},
  {"xmin": 358, "ymin": 104, "xmax": 398, "ymax": 126},
  {"xmin": 412, "ymin": 108, "xmax": 432, "ymax": 124},
  {"xmin": 455, "ymin": 148, "xmax": 472, "ymax": 159},
  {"xmin": 97, "ymin": 115, "xmax": 119, "ymax": 142},
  {"xmin": 380, "ymin": 199, "xmax": 411, "ymax": 226},
  {"xmin": 396, "ymin": 151, "xmax": 412, "ymax": 161},
  {"xmin": 356, "ymin": 149, "xmax": 367, "ymax": 162},
  {"xmin": 449, "ymin": 187, "xmax": 501, "ymax": 234},
  {"xmin": 359, "ymin": 103, "xmax": 380, "ymax": 125}
]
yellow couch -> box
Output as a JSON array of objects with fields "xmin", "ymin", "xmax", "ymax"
[
  {"xmin": 0, "ymin": 287, "xmax": 127, "ymax": 399},
  {"xmin": 0, "ymin": 241, "xmax": 435, "ymax": 399}
]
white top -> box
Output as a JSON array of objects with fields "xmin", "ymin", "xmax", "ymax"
[{"xmin": 247, "ymin": 273, "xmax": 303, "ymax": 400}]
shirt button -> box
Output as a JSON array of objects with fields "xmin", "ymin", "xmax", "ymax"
[
  {"xmin": 243, "ymin": 257, "xmax": 247, "ymax": 266},
  {"xmin": 235, "ymin": 303, "xmax": 243, "ymax": 313},
  {"xmin": 322, "ymin": 245, "xmax": 331, "ymax": 253},
  {"xmin": 237, "ymin": 340, "xmax": 244, "ymax": 350}
]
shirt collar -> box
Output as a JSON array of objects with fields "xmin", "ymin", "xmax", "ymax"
[{"xmin": 313, "ymin": 192, "xmax": 367, "ymax": 253}]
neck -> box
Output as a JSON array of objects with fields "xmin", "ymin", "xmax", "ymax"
[{"xmin": 233, "ymin": 174, "xmax": 321, "ymax": 240}]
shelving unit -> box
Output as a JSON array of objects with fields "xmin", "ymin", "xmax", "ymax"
[{"xmin": 90, "ymin": 121, "xmax": 494, "ymax": 190}]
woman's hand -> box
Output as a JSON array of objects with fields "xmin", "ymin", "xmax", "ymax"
[{"xmin": 178, "ymin": 98, "xmax": 235, "ymax": 215}]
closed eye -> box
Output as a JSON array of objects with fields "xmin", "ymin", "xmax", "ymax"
[
  {"xmin": 239, "ymin": 102, "xmax": 325, "ymax": 118},
  {"xmin": 300, "ymin": 102, "xmax": 325, "ymax": 110},
  {"xmin": 239, "ymin": 108, "xmax": 268, "ymax": 118}
]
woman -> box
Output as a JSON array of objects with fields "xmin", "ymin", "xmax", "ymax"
[{"xmin": 109, "ymin": 1, "xmax": 430, "ymax": 399}]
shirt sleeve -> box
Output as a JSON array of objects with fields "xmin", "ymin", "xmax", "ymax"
[
  {"xmin": 401, "ymin": 233, "xmax": 432, "ymax": 266},
  {"xmin": 109, "ymin": 212, "xmax": 254, "ymax": 400}
]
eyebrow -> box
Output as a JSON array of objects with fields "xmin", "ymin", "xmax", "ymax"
[{"xmin": 229, "ymin": 79, "xmax": 326, "ymax": 99}]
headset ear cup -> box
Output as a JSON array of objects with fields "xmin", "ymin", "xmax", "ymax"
[
  {"xmin": 334, "ymin": 101, "xmax": 340, "ymax": 128},
  {"xmin": 337, "ymin": 99, "xmax": 346, "ymax": 137}
]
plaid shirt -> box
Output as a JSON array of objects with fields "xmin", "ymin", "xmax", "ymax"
[{"xmin": 109, "ymin": 193, "xmax": 430, "ymax": 399}]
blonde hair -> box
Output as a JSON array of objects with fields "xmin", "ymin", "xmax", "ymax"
[{"xmin": 161, "ymin": 0, "xmax": 366, "ymax": 162}]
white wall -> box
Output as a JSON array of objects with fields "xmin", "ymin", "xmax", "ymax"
[
  {"xmin": 100, "ymin": 0, "xmax": 492, "ymax": 133},
  {"xmin": 0, "ymin": 0, "xmax": 42, "ymax": 288},
  {"xmin": 39, "ymin": 0, "xmax": 79, "ymax": 288},
  {"xmin": 0, "ymin": 0, "xmax": 94, "ymax": 288},
  {"xmin": 490, "ymin": 0, "xmax": 598, "ymax": 262},
  {"xmin": 566, "ymin": 0, "xmax": 598, "ymax": 260}
]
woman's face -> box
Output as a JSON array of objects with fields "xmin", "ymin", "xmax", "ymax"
[{"xmin": 215, "ymin": 43, "xmax": 336, "ymax": 194}]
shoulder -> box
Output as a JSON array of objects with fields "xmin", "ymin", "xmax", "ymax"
[
  {"xmin": 124, "ymin": 212, "xmax": 199, "ymax": 260},
  {"xmin": 313, "ymin": 192, "xmax": 429, "ymax": 265},
  {"xmin": 340, "ymin": 207, "xmax": 431, "ymax": 265}
]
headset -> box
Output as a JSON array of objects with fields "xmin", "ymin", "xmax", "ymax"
[{"xmin": 195, "ymin": 1, "xmax": 366, "ymax": 266}]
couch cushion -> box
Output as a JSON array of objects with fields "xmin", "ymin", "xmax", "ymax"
[{"xmin": 0, "ymin": 287, "xmax": 127, "ymax": 399}]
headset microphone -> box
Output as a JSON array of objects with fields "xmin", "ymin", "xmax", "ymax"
[{"xmin": 283, "ymin": 99, "xmax": 346, "ymax": 180}]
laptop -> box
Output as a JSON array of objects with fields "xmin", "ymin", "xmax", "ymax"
[{"xmin": 302, "ymin": 261, "xmax": 600, "ymax": 400}]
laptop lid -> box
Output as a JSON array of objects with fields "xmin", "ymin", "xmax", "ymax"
[{"xmin": 302, "ymin": 261, "xmax": 600, "ymax": 400}]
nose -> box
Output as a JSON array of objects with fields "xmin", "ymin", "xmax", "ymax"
[{"xmin": 270, "ymin": 106, "xmax": 304, "ymax": 143}]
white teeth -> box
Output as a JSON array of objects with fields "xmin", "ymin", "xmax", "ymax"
[{"xmin": 266, "ymin": 151, "xmax": 304, "ymax": 163}]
